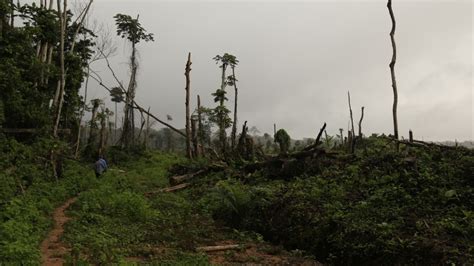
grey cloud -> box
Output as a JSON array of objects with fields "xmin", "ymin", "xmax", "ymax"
[{"xmin": 81, "ymin": 0, "xmax": 472, "ymax": 141}]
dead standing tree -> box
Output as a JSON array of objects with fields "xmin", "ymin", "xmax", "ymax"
[
  {"xmin": 358, "ymin": 106, "xmax": 365, "ymax": 138},
  {"xmin": 387, "ymin": 0, "xmax": 399, "ymax": 148},
  {"xmin": 197, "ymin": 95, "xmax": 205, "ymax": 156},
  {"xmin": 347, "ymin": 91, "xmax": 355, "ymax": 153},
  {"xmin": 184, "ymin": 52, "xmax": 193, "ymax": 159}
]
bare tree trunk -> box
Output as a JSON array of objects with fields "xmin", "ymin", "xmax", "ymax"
[
  {"xmin": 52, "ymin": 0, "xmax": 67, "ymax": 138},
  {"xmin": 348, "ymin": 130, "xmax": 353, "ymax": 152},
  {"xmin": 184, "ymin": 52, "xmax": 193, "ymax": 159},
  {"xmin": 238, "ymin": 121, "xmax": 248, "ymax": 155},
  {"xmin": 347, "ymin": 91, "xmax": 355, "ymax": 153},
  {"xmin": 358, "ymin": 106, "xmax": 365, "ymax": 138},
  {"xmin": 339, "ymin": 128, "xmax": 344, "ymax": 146},
  {"xmin": 114, "ymin": 102, "xmax": 118, "ymax": 141},
  {"xmin": 219, "ymin": 64, "xmax": 227, "ymax": 155},
  {"xmin": 388, "ymin": 0, "xmax": 399, "ymax": 146},
  {"xmin": 10, "ymin": 0, "xmax": 14, "ymax": 27},
  {"xmin": 191, "ymin": 116, "xmax": 198, "ymax": 157},
  {"xmin": 87, "ymin": 101, "xmax": 99, "ymax": 148},
  {"xmin": 409, "ymin": 129, "xmax": 413, "ymax": 143},
  {"xmin": 197, "ymin": 95, "xmax": 205, "ymax": 156},
  {"xmin": 230, "ymin": 66, "xmax": 238, "ymax": 150},
  {"xmin": 74, "ymin": 65, "xmax": 90, "ymax": 158},
  {"xmin": 144, "ymin": 107, "xmax": 150, "ymax": 149},
  {"xmin": 121, "ymin": 40, "xmax": 138, "ymax": 148},
  {"xmin": 45, "ymin": 45, "xmax": 54, "ymax": 85},
  {"xmin": 137, "ymin": 109, "xmax": 145, "ymax": 141},
  {"xmin": 99, "ymin": 111, "xmax": 107, "ymax": 156}
]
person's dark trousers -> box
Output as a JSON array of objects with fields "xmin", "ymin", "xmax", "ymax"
[{"xmin": 95, "ymin": 172, "xmax": 100, "ymax": 178}]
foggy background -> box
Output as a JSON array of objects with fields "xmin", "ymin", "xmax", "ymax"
[{"xmin": 79, "ymin": 0, "xmax": 472, "ymax": 141}]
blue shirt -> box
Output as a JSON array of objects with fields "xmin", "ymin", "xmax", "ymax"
[{"xmin": 95, "ymin": 158, "xmax": 108, "ymax": 174}]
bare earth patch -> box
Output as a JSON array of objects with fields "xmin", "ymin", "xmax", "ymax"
[{"xmin": 40, "ymin": 197, "xmax": 77, "ymax": 266}]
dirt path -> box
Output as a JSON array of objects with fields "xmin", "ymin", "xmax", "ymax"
[{"xmin": 40, "ymin": 197, "xmax": 77, "ymax": 266}]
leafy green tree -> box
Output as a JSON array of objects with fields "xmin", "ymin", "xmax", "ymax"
[
  {"xmin": 110, "ymin": 86, "xmax": 124, "ymax": 139},
  {"xmin": 226, "ymin": 55, "xmax": 239, "ymax": 149},
  {"xmin": 0, "ymin": 2, "xmax": 94, "ymax": 140},
  {"xmin": 212, "ymin": 53, "xmax": 236, "ymax": 154},
  {"xmin": 274, "ymin": 129, "xmax": 290, "ymax": 155},
  {"xmin": 114, "ymin": 13, "xmax": 154, "ymax": 149}
]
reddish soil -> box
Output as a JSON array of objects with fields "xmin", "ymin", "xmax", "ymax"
[{"xmin": 40, "ymin": 197, "xmax": 77, "ymax": 266}]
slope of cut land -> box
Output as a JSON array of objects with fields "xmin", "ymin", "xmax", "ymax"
[{"xmin": 61, "ymin": 152, "xmax": 320, "ymax": 264}]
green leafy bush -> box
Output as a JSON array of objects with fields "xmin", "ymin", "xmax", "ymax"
[{"xmin": 200, "ymin": 139, "xmax": 474, "ymax": 264}]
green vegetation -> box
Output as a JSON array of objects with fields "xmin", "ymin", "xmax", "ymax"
[
  {"xmin": 0, "ymin": 138, "xmax": 96, "ymax": 264},
  {"xmin": 197, "ymin": 137, "xmax": 474, "ymax": 264},
  {"xmin": 274, "ymin": 129, "xmax": 291, "ymax": 154},
  {"xmin": 61, "ymin": 152, "xmax": 314, "ymax": 264}
]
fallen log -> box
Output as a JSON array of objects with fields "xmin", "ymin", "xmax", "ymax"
[
  {"xmin": 169, "ymin": 170, "xmax": 206, "ymax": 185},
  {"xmin": 383, "ymin": 137, "xmax": 469, "ymax": 151},
  {"xmin": 169, "ymin": 162, "xmax": 228, "ymax": 185},
  {"xmin": 196, "ymin": 244, "xmax": 240, "ymax": 252},
  {"xmin": 162, "ymin": 183, "xmax": 190, "ymax": 192},
  {"xmin": 145, "ymin": 183, "xmax": 191, "ymax": 196}
]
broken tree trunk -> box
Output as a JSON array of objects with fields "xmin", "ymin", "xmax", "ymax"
[
  {"xmin": 191, "ymin": 116, "xmax": 199, "ymax": 158},
  {"xmin": 185, "ymin": 52, "xmax": 193, "ymax": 159},
  {"xmin": 237, "ymin": 121, "xmax": 248, "ymax": 155},
  {"xmin": 409, "ymin": 129, "xmax": 413, "ymax": 143},
  {"xmin": 230, "ymin": 66, "xmax": 239, "ymax": 150},
  {"xmin": 197, "ymin": 95, "xmax": 205, "ymax": 156},
  {"xmin": 348, "ymin": 130, "xmax": 353, "ymax": 152},
  {"xmin": 347, "ymin": 91, "xmax": 355, "ymax": 153},
  {"xmin": 358, "ymin": 106, "xmax": 365, "ymax": 138},
  {"xmin": 303, "ymin": 122, "xmax": 327, "ymax": 151},
  {"xmin": 388, "ymin": 0, "xmax": 399, "ymax": 145}
]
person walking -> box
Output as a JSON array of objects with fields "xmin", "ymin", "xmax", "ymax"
[{"xmin": 94, "ymin": 156, "xmax": 108, "ymax": 178}]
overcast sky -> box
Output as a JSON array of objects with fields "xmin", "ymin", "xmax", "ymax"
[{"xmin": 79, "ymin": 0, "xmax": 472, "ymax": 141}]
